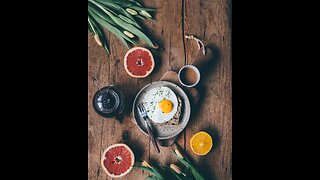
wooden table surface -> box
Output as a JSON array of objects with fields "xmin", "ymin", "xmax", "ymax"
[{"xmin": 88, "ymin": 0, "xmax": 231, "ymax": 179}]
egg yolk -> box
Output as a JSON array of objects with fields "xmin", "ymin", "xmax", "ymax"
[{"xmin": 159, "ymin": 99, "xmax": 174, "ymax": 113}]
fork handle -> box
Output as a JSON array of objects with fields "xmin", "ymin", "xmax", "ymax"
[{"xmin": 145, "ymin": 121, "xmax": 160, "ymax": 153}]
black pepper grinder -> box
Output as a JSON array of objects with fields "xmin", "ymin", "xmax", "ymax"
[{"xmin": 92, "ymin": 77, "xmax": 125, "ymax": 122}]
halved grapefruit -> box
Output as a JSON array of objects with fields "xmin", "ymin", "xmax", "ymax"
[
  {"xmin": 124, "ymin": 47, "xmax": 155, "ymax": 78},
  {"xmin": 101, "ymin": 143, "xmax": 135, "ymax": 178}
]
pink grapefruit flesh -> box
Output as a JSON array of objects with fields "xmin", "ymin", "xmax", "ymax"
[
  {"xmin": 101, "ymin": 143, "xmax": 135, "ymax": 178},
  {"xmin": 124, "ymin": 47, "xmax": 155, "ymax": 78}
]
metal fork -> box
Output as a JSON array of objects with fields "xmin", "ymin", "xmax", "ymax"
[{"xmin": 137, "ymin": 103, "xmax": 160, "ymax": 153}]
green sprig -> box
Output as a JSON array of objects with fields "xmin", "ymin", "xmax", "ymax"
[{"xmin": 88, "ymin": 0, "xmax": 157, "ymax": 53}]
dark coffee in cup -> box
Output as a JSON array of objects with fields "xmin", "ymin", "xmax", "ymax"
[
  {"xmin": 180, "ymin": 68, "xmax": 198, "ymax": 85},
  {"xmin": 178, "ymin": 65, "xmax": 200, "ymax": 87}
]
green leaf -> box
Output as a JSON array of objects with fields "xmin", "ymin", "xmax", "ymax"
[
  {"xmin": 95, "ymin": 0, "xmax": 136, "ymax": 21},
  {"xmin": 89, "ymin": 8, "xmax": 136, "ymax": 48},
  {"xmin": 89, "ymin": 4, "xmax": 139, "ymax": 44},
  {"xmin": 88, "ymin": 0, "xmax": 158, "ymax": 53},
  {"xmin": 131, "ymin": 5, "xmax": 156, "ymax": 11},
  {"xmin": 88, "ymin": 21, "xmax": 93, "ymax": 33},
  {"xmin": 173, "ymin": 153, "xmax": 190, "ymax": 168},
  {"xmin": 150, "ymin": 167, "xmax": 165, "ymax": 180},
  {"xmin": 145, "ymin": 175, "xmax": 158, "ymax": 180},
  {"xmin": 88, "ymin": 16, "xmax": 110, "ymax": 53},
  {"xmin": 88, "ymin": 17, "xmax": 97, "ymax": 34},
  {"xmin": 88, "ymin": 4, "xmax": 118, "ymax": 27},
  {"xmin": 119, "ymin": 14, "xmax": 141, "ymax": 29},
  {"xmin": 89, "ymin": 12, "xmax": 130, "ymax": 49},
  {"xmin": 115, "ymin": 3, "xmax": 133, "ymax": 8},
  {"xmin": 169, "ymin": 169, "xmax": 183, "ymax": 180},
  {"xmin": 135, "ymin": 15, "xmax": 146, "ymax": 20},
  {"xmin": 113, "ymin": 0, "xmax": 142, "ymax": 7},
  {"xmin": 89, "ymin": 1, "xmax": 137, "ymax": 45},
  {"xmin": 89, "ymin": 0, "xmax": 155, "ymax": 48},
  {"xmin": 133, "ymin": 165, "xmax": 155, "ymax": 174},
  {"xmin": 174, "ymin": 173, "xmax": 183, "ymax": 180},
  {"xmin": 133, "ymin": 165, "xmax": 165, "ymax": 180},
  {"xmin": 173, "ymin": 153, "xmax": 205, "ymax": 180}
]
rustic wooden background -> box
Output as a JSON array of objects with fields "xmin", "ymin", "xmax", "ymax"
[{"xmin": 88, "ymin": 0, "xmax": 231, "ymax": 179}]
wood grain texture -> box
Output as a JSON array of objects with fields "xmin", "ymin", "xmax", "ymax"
[
  {"xmin": 183, "ymin": 0, "xmax": 232, "ymax": 179},
  {"xmin": 88, "ymin": 0, "xmax": 231, "ymax": 179}
]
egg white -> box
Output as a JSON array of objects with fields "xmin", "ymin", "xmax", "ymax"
[{"xmin": 142, "ymin": 86, "xmax": 178, "ymax": 123}]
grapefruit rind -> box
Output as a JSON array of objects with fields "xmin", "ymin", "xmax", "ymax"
[
  {"xmin": 124, "ymin": 47, "xmax": 155, "ymax": 78},
  {"xmin": 101, "ymin": 143, "xmax": 135, "ymax": 178}
]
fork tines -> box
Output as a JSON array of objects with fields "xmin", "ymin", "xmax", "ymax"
[{"xmin": 137, "ymin": 103, "xmax": 146, "ymax": 115}]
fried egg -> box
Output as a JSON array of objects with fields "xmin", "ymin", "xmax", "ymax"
[{"xmin": 143, "ymin": 86, "xmax": 178, "ymax": 123}]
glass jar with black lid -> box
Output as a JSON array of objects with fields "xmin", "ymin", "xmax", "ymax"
[{"xmin": 92, "ymin": 77, "xmax": 125, "ymax": 121}]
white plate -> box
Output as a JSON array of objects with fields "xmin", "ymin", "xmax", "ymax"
[{"xmin": 133, "ymin": 81, "xmax": 191, "ymax": 139}]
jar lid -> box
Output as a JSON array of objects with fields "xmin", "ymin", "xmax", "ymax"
[{"xmin": 93, "ymin": 87, "xmax": 120, "ymax": 114}]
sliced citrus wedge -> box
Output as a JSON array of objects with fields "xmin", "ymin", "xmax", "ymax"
[{"xmin": 190, "ymin": 131, "xmax": 213, "ymax": 155}]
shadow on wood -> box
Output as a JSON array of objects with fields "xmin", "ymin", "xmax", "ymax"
[
  {"xmin": 135, "ymin": 14, "xmax": 165, "ymax": 52},
  {"xmin": 187, "ymin": 45, "xmax": 221, "ymax": 127},
  {"xmin": 199, "ymin": 44, "xmax": 221, "ymax": 78},
  {"xmin": 113, "ymin": 85, "xmax": 139, "ymax": 117},
  {"xmin": 150, "ymin": 49, "xmax": 164, "ymax": 75},
  {"xmin": 202, "ymin": 126, "xmax": 220, "ymax": 152},
  {"xmin": 121, "ymin": 130, "xmax": 146, "ymax": 161},
  {"xmin": 197, "ymin": 126, "xmax": 220, "ymax": 180}
]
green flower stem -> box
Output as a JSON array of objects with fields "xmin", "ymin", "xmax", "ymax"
[
  {"xmin": 133, "ymin": 165, "xmax": 165, "ymax": 180},
  {"xmin": 173, "ymin": 153, "xmax": 206, "ymax": 180}
]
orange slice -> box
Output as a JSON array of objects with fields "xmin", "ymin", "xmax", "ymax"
[{"xmin": 190, "ymin": 131, "xmax": 213, "ymax": 155}]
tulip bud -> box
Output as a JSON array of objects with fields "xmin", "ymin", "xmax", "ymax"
[
  {"xmin": 153, "ymin": 43, "xmax": 159, "ymax": 49},
  {"xmin": 142, "ymin": 161, "xmax": 152, "ymax": 168},
  {"xmin": 94, "ymin": 34, "xmax": 102, "ymax": 46},
  {"xmin": 174, "ymin": 149, "xmax": 184, "ymax": 159},
  {"xmin": 140, "ymin": 10, "xmax": 152, "ymax": 18},
  {"xmin": 126, "ymin": 8, "xmax": 138, "ymax": 15},
  {"xmin": 123, "ymin": 31, "xmax": 135, "ymax": 38},
  {"xmin": 170, "ymin": 164, "xmax": 182, "ymax": 174}
]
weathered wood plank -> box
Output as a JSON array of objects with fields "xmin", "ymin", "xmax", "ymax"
[
  {"xmin": 146, "ymin": 0, "xmax": 185, "ymax": 172},
  {"xmin": 183, "ymin": 0, "xmax": 232, "ymax": 179}
]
